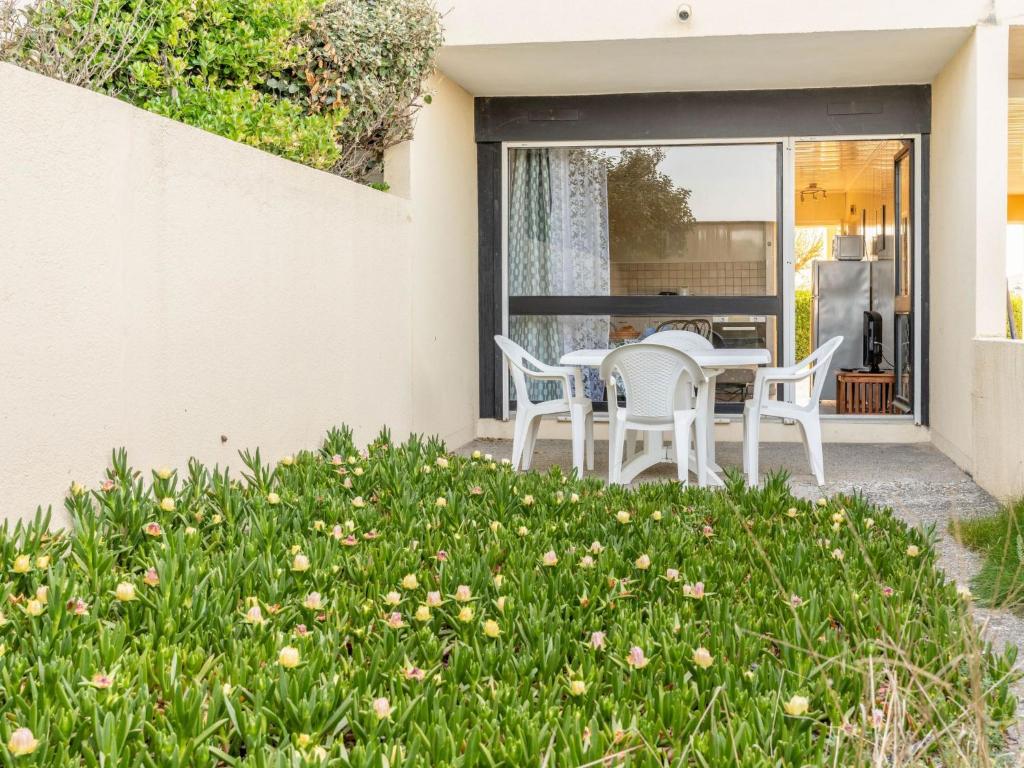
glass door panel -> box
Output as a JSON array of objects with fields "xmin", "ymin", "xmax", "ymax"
[{"xmin": 892, "ymin": 145, "xmax": 913, "ymax": 411}]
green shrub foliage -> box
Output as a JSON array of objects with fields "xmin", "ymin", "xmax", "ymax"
[
  {"xmin": 0, "ymin": 428, "xmax": 1016, "ymax": 765},
  {"xmin": 1, "ymin": 0, "xmax": 442, "ymax": 178},
  {"xmin": 291, "ymin": 0, "xmax": 443, "ymax": 180}
]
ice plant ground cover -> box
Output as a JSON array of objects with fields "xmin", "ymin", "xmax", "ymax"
[{"xmin": 0, "ymin": 428, "xmax": 1018, "ymax": 766}]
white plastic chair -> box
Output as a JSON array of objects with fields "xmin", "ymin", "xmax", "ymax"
[
  {"xmin": 600, "ymin": 343, "xmax": 709, "ymax": 485},
  {"xmin": 742, "ymin": 336, "xmax": 843, "ymax": 487},
  {"xmin": 494, "ymin": 335, "xmax": 594, "ymax": 474}
]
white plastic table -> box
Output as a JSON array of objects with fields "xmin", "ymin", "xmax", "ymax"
[{"xmin": 559, "ymin": 347, "xmax": 771, "ymax": 485}]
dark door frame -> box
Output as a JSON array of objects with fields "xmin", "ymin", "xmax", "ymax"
[{"xmin": 477, "ymin": 86, "xmax": 931, "ymax": 422}]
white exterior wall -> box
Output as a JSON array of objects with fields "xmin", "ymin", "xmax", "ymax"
[
  {"xmin": 438, "ymin": 0, "xmax": 997, "ymax": 47},
  {"xmin": 973, "ymin": 340, "xmax": 1024, "ymax": 499},
  {"xmin": 929, "ymin": 25, "xmax": 1009, "ymax": 472},
  {"xmin": 0, "ymin": 63, "xmax": 415, "ymax": 527},
  {"xmin": 391, "ymin": 76, "xmax": 479, "ymax": 448}
]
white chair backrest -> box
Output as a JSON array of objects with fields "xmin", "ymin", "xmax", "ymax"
[
  {"xmin": 644, "ymin": 329, "xmax": 714, "ymax": 353},
  {"xmin": 600, "ymin": 344, "xmax": 706, "ymax": 423},
  {"xmin": 494, "ymin": 335, "xmax": 551, "ymax": 407},
  {"xmin": 801, "ymin": 336, "xmax": 844, "ymax": 405}
]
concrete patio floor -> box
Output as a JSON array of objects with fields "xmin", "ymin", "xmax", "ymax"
[{"xmin": 457, "ymin": 438, "xmax": 1024, "ymax": 657}]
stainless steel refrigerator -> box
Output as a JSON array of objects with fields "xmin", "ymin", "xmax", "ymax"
[{"xmin": 812, "ymin": 260, "xmax": 894, "ymax": 401}]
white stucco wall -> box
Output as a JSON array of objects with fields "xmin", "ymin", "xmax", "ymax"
[
  {"xmin": 389, "ymin": 76, "xmax": 479, "ymax": 448},
  {"xmin": 0, "ymin": 63, "xmax": 415, "ymax": 527},
  {"xmin": 437, "ymin": 0, "xmax": 1001, "ymax": 47},
  {"xmin": 973, "ymin": 339, "xmax": 1024, "ymax": 499},
  {"xmin": 929, "ymin": 26, "xmax": 1009, "ymax": 473}
]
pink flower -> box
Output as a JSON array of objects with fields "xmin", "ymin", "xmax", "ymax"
[
  {"xmin": 404, "ymin": 666, "xmax": 426, "ymax": 681},
  {"xmin": 342, "ymin": 535, "xmax": 358, "ymax": 547},
  {"xmin": 470, "ymin": 485, "xmax": 483, "ymax": 495},
  {"xmin": 436, "ymin": 550, "xmax": 448, "ymax": 562},
  {"xmin": 143, "ymin": 522, "xmax": 163, "ymax": 537},
  {"xmin": 294, "ymin": 624, "xmax": 309, "ymax": 637},
  {"xmin": 665, "ymin": 568, "xmax": 680, "ymax": 581},
  {"xmin": 331, "ymin": 454, "xmax": 344, "ymax": 465},
  {"xmin": 386, "ymin": 612, "xmax": 405, "ymax": 629},
  {"xmin": 143, "ymin": 568, "xmax": 160, "ymax": 587},
  {"xmin": 882, "ymin": 585, "xmax": 894, "ymax": 597},
  {"xmin": 67, "ymin": 597, "xmax": 89, "ymax": 616},
  {"xmin": 702, "ymin": 525, "xmax": 714, "ymax": 538},
  {"xmin": 426, "ymin": 591, "xmax": 442, "ymax": 607},
  {"xmin": 363, "ymin": 530, "xmax": 379, "ymax": 540},
  {"xmin": 626, "ymin": 646, "xmax": 649, "ymax": 669},
  {"xmin": 590, "ymin": 631, "xmax": 606, "ymax": 650},
  {"xmin": 790, "ymin": 594, "xmax": 803, "ymax": 607},
  {"xmin": 90, "ymin": 673, "xmax": 113, "ymax": 689},
  {"xmin": 100, "ymin": 479, "xmax": 115, "ymax": 492}
]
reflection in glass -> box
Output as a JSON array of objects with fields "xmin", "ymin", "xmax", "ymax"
[{"xmin": 508, "ymin": 144, "xmax": 778, "ymax": 299}]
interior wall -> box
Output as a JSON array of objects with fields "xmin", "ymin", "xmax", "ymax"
[
  {"xmin": 388, "ymin": 75, "xmax": 479, "ymax": 448},
  {"xmin": 0, "ymin": 63, "xmax": 415, "ymax": 527},
  {"xmin": 929, "ymin": 25, "xmax": 1009, "ymax": 472}
]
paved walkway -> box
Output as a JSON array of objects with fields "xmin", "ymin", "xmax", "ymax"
[{"xmin": 457, "ymin": 438, "xmax": 1024, "ymax": 655}]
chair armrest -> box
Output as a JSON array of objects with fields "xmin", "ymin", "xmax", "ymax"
[
  {"xmin": 521, "ymin": 366, "xmax": 586, "ymax": 401},
  {"xmin": 750, "ymin": 365, "xmax": 813, "ymax": 407}
]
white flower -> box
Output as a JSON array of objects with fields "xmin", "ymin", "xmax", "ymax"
[{"xmin": 783, "ymin": 695, "xmax": 809, "ymax": 716}]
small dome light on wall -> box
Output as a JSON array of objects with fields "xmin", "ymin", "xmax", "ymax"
[{"xmin": 677, "ymin": 4, "xmax": 692, "ymax": 22}]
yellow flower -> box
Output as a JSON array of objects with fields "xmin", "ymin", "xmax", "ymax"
[
  {"xmin": 159, "ymin": 497, "xmax": 175, "ymax": 512},
  {"xmin": 786, "ymin": 507, "xmax": 798, "ymax": 518},
  {"xmin": 693, "ymin": 647, "xmax": 714, "ymax": 669},
  {"xmin": 435, "ymin": 497, "xmax": 447, "ymax": 508},
  {"xmin": 115, "ymin": 582, "xmax": 136, "ymax": 602},
  {"xmin": 280, "ymin": 455, "xmax": 294, "ymax": 467},
  {"xmin": 35, "ymin": 585, "xmax": 48, "ymax": 604},
  {"xmin": 493, "ymin": 574, "xmax": 504, "ymax": 588},
  {"xmin": 454, "ymin": 585, "xmax": 472, "ymax": 602},
  {"xmin": 616, "ymin": 511, "xmax": 630, "ymax": 524},
  {"xmin": 864, "ymin": 517, "xmax": 875, "ymax": 529},
  {"xmin": 414, "ymin": 605, "xmax": 432, "ymax": 622},
  {"xmin": 783, "ymin": 695, "xmax": 809, "ymax": 716},
  {"xmin": 517, "ymin": 526, "xmax": 528, "ymax": 537},
  {"xmin": 651, "ymin": 510, "xmax": 662, "ymax": 521},
  {"xmin": 569, "ymin": 679, "xmax": 587, "ymax": 696},
  {"xmin": 7, "ymin": 727, "xmax": 38, "ymax": 756},
  {"xmin": 483, "ymin": 619, "xmax": 500, "ymax": 638},
  {"xmin": 831, "ymin": 512, "xmax": 844, "ymax": 524},
  {"xmin": 352, "ymin": 496, "xmax": 366, "ymax": 508},
  {"xmin": 278, "ymin": 646, "xmax": 300, "ymax": 668},
  {"xmin": 570, "ymin": 493, "xmax": 580, "ymax": 503},
  {"xmin": 211, "ymin": 514, "xmax": 222, "ymax": 525},
  {"xmin": 155, "ymin": 467, "xmax": 173, "ymax": 480},
  {"xmin": 296, "ymin": 733, "xmax": 310, "ymax": 748},
  {"xmin": 489, "ymin": 520, "xmax": 501, "ymax": 533},
  {"xmin": 426, "ymin": 590, "xmax": 442, "ymax": 607},
  {"xmin": 245, "ymin": 605, "xmax": 265, "ymax": 625},
  {"xmin": 70, "ymin": 481, "xmax": 86, "ymax": 496},
  {"xmin": 401, "ymin": 574, "xmax": 419, "ymax": 590},
  {"xmin": 353, "ymin": 467, "xmax": 364, "ymax": 477},
  {"xmin": 384, "ymin": 591, "xmax": 402, "ymax": 606},
  {"xmin": 831, "ymin": 548, "xmax": 844, "ymax": 561},
  {"xmin": 817, "ymin": 497, "xmax": 827, "ymax": 507},
  {"xmin": 458, "ymin": 606, "xmax": 474, "ymax": 623},
  {"xmin": 471, "ymin": 450, "xmax": 482, "ymax": 460},
  {"xmin": 35, "ymin": 555, "xmax": 50, "ymax": 569},
  {"xmin": 12, "ymin": 554, "xmax": 31, "ymax": 574},
  {"xmin": 542, "ymin": 550, "xmax": 558, "ymax": 567},
  {"xmin": 521, "ymin": 495, "xmax": 534, "ymax": 506},
  {"xmin": 634, "ymin": 554, "xmax": 651, "ymax": 570},
  {"xmin": 496, "ymin": 596, "xmax": 506, "ymax": 613},
  {"xmin": 303, "ymin": 592, "xmax": 323, "ymax": 610},
  {"xmin": 184, "ymin": 526, "xmax": 197, "ymax": 535},
  {"xmin": 386, "ymin": 612, "xmax": 405, "ymax": 629},
  {"xmin": 906, "ymin": 544, "xmax": 920, "ymax": 558},
  {"xmin": 25, "ymin": 599, "xmax": 44, "ymax": 617},
  {"xmin": 291, "ymin": 553, "xmax": 310, "ymax": 572},
  {"xmin": 267, "ymin": 492, "xmax": 281, "ymax": 505}
]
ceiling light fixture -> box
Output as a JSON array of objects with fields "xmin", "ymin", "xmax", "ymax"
[{"xmin": 800, "ymin": 182, "xmax": 828, "ymax": 202}]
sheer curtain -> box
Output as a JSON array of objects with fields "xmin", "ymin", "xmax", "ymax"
[{"xmin": 508, "ymin": 148, "xmax": 610, "ymax": 403}]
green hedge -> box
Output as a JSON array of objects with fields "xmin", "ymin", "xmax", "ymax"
[
  {"xmin": 795, "ymin": 288, "xmax": 812, "ymax": 362},
  {"xmin": 1011, "ymin": 293, "xmax": 1023, "ymax": 338},
  {"xmin": 0, "ymin": 428, "xmax": 1015, "ymax": 765}
]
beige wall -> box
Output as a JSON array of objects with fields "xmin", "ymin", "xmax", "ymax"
[
  {"xmin": 973, "ymin": 340, "xmax": 1024, "ymax": 499},
  {"xmin": 929, "ymin": 25, "xmax": 1009, "ymax": 472},
  {"xmin": 390, "ymin": 76, "xmax": 479, "ymax": 448},
  {"xmin": 438, "ymin": 0, "xmax": 998, "ymax": 47},
  {"xmin": 0, "ymin": 63, "xmax": 416, "ymax": 527}
]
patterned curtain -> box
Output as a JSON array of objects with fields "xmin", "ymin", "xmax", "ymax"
[{"xmin": 508, "ymin": 148, "xmax": 610, "ymax": 404}]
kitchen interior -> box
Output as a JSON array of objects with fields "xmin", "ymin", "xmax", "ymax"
[
  {"xmin": 795, "ymin": 138, "xmax": 913, "ymax": 416},
  {"xmin": 604, "ymin": 139, "xmax": 913, "ymax": 416}
]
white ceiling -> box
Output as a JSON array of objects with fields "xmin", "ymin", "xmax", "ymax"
[
  {"xmin": 437, "ymin": 27, "xmax": 972, "ymax": 97},
  {"xmin": 795, "ymin": 140, "xmax": 908, "ymax": 197}
]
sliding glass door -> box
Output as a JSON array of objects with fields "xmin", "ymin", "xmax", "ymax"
[{"xmin": 505, "ymin": 142, "xmax": 783, "ymax": 412}]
